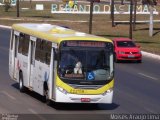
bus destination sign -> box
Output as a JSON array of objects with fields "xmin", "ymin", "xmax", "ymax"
[{"xmin": 66, "ymin": 41, "xmax": 105, "ymax": 47}]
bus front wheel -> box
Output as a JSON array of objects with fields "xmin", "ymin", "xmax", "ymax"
[
  {"xmin": 43, "ymin": 82, "xmax": 51, "ymax": 105},
  {"xmin": 19, "ymin": 72, "xmax": 25, "ymax": 92},
  {"xmin": 43, "ymin": 90, "xmax": 51, "ymax": 105}
]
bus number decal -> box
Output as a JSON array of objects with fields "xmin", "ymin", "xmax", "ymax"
[{"xmin": 70, "ymin": 89, "xmax": 85, "ymax": 94}]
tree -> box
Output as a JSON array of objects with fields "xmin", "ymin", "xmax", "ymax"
[
  {"xmin": 133, "ymin": 0, "xmax": 137, "ymax": 31},
  {"xmin": 142, "ymin": 0, "xmax": 157, "ymax": 5},
  {"xmin": 3, "ymin": 0, "xmax": 11, "ymax": 12},
  {"xmin": 129, "ymin": 0, "xmax": 133, "ymax": 39}
]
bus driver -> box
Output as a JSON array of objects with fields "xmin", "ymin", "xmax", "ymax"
[{"xmin": 74, "ymin": 61, "xmax": 82, "ymax": 74}]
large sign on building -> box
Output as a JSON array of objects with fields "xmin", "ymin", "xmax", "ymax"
[{"xmin": 51, "ymin": 2, "xmax": 158, "ymax": 14}]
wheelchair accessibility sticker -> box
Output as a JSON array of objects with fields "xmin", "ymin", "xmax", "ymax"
[{"xmin": 87, "ymin": 72, "xmax": 95, "ymax": 80}]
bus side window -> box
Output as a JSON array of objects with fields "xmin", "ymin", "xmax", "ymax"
[
  {"xmin": 35, "ymin": 39, "xmax": 52, "ymax": 65},
  {"xmin": 18, "ymin": 33, "xmax": 29, "ymax": 56},
  {"xmin": 22, "ymin": 34, "xmax": 29, "ymax": 56},
  {"xmin": 18, "ymin": 33, "xmax": 24, "ymax": 54},
  {"xmin": 14, "ymin": 35, "xmax": 19, "ymax": 58},
  {"xmin": 45, "ymin": 41, "xmax": 52, "ymax": 65},
  {"xmin": 35, "ymin": 39, "xmax": 41, "ymax": 61},
  {"xmin": 40, "ymin": 40, "xmax": 45, "ymax": 63},
  {"xmin": 10, "ymin": 30, "xmax": 14, "ymax": 50}
]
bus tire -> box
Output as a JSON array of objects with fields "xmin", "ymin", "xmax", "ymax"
[
  {"xmin": 43, "ymin": 82, "xmax": 51, "ymax": 105},
  {"xmin": 137, "ymin": 60, "xmax": 142, "ymax": 63},
  {"xmin": 19, "ymin": 72, "xmax": 25, "ymax": 93},
  {"xmin": 43, "ymin": 90, "xmax": 51, "ymax": 105}
]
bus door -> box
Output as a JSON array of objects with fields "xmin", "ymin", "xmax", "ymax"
[
  {"xmin": 9, "ymin": 30, "xmax": 14, "ymax": 78},
  {"xmin": 29, "ymin": 36, "xmax": 36, "ymax": 88},
  {"xmin": 33, "ymin": 39, "xmax": 52, "ymax": 95},
  {"xmin": 51, "ymin": 44, "xmax": 57, "ymax": 99},
  {"xmin": 12, "ymin": 31, "xmax": 20, "ymax": 79}
]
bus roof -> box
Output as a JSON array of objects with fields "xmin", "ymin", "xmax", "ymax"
[{"xmin": 12, "ymin": 23, "xmax": 112, "ymax": 44}]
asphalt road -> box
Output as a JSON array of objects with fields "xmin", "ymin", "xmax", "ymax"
[{"xmin": 0, "ymin": 28, "xmax": 160, "ymax": 119}]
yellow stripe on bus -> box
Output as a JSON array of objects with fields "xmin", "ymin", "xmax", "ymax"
[{"xmin": 56, "ymin": 75, "xmax": 114, "ymax": 95}]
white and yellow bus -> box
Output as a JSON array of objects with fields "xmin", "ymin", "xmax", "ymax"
[{"xmin": 9, "ymin": 23, "xmax": 114, "ymax": 104}]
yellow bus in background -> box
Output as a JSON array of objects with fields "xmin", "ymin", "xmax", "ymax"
[{"xmin": 9, "ymin": 23, "xmax": 114, "ymax": 104}]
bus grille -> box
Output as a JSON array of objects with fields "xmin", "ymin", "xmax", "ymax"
[{"xmin": 69, "ymin": 84, "xmax": 103, "ymax": 90}]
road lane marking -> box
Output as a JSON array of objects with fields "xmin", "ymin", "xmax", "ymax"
[
  {"xmin": 144, "ymin": 107, "xmax": 157, "ymax": 114},
  {"xmin": 1, "ymin": 91, "xmax": 16, "ymax": 100},
  {"xmin": 28, "ymin": 108, "xmax": 46, "ymax": 120},
  {"xmin": 115, "ymin": 88, "xmax": 159, "ymax": 113},
  {"xmin": 28, "ymin": 108, "xmax": 38, "ymax": 114},
  {"xmin": 138, "ymin": 73, "xmax": 158, "ymax": 81}
]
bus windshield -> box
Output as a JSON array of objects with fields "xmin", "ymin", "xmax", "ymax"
[{"xmin": 58, "ymin": 41, "xmax": 114, "ymax": 85}]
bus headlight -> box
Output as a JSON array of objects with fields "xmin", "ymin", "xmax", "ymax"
[
  {"xmin": 57, "ymin": 86, "xmax": 68, "ymax": 95},
  {"xmin": 102, "ymin": 88, "xmax": 113, "ymax": 96}
]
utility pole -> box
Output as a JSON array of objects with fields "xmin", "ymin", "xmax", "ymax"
[
  {"xmin": 30, "ymin": 0, "xmax": 32, "ymax": 9},
  {"xmin": 16, "ymin": 0, "xmax": 20, "ymax": 17},
  {"xmin": 89, "ymin": 0, "xmax": 94, "ymax": 34},
  {"xmin": 111, "ymin": 0, "xmax": 115, "ymax": 27},
  {"xmin": 133, "ymin": 0, "xmax": 137, "ymax": 31},
  {"xmin": 129, "ymin": 0, "xmax": 133, "ymax": 39}
]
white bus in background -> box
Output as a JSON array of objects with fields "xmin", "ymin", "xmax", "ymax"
[{"xmin": 9, "ymin": 23, "xmax": 114, "ymax": 104}]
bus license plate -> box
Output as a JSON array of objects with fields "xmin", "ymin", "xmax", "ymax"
[
  {"xmin": 128, "ymin": 55, "xmax": 135, "ymax": 58},
  {"xmin": 81, "ymin": 98, "xmax": 90, "ymax": 102}
]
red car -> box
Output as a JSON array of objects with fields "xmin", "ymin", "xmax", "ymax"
[{"xmin": 113, "ymin": 38, "xmax": 142, "ymax": 63}]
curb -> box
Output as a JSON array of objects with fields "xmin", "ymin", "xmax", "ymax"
[
  {"xmin": 0, "ymin": 25, "xmax": 11, "ymax": 29},
  {"xmin": 0, "ymin": 25, "xmax": 160, "ymax": 60},
  {"xmin": 142, "ymin": 51, "xmax": 160, "ymax": 60},
  {"xmin": 0, "ymin": 18, "xmax": 88, "ymax": 23}
]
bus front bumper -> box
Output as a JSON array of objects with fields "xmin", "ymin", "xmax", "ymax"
[{"xmin": 54, "ymin": 87, "xmax": 113, "ymax": 104}]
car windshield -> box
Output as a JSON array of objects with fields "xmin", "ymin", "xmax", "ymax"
[
  {"xmin": 58, "ymin": 41, "xmax": 114, "ymax": 85},
  {"xmin": 117, "ymin": 41, "xmax": 136, "ymax": 47}
]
